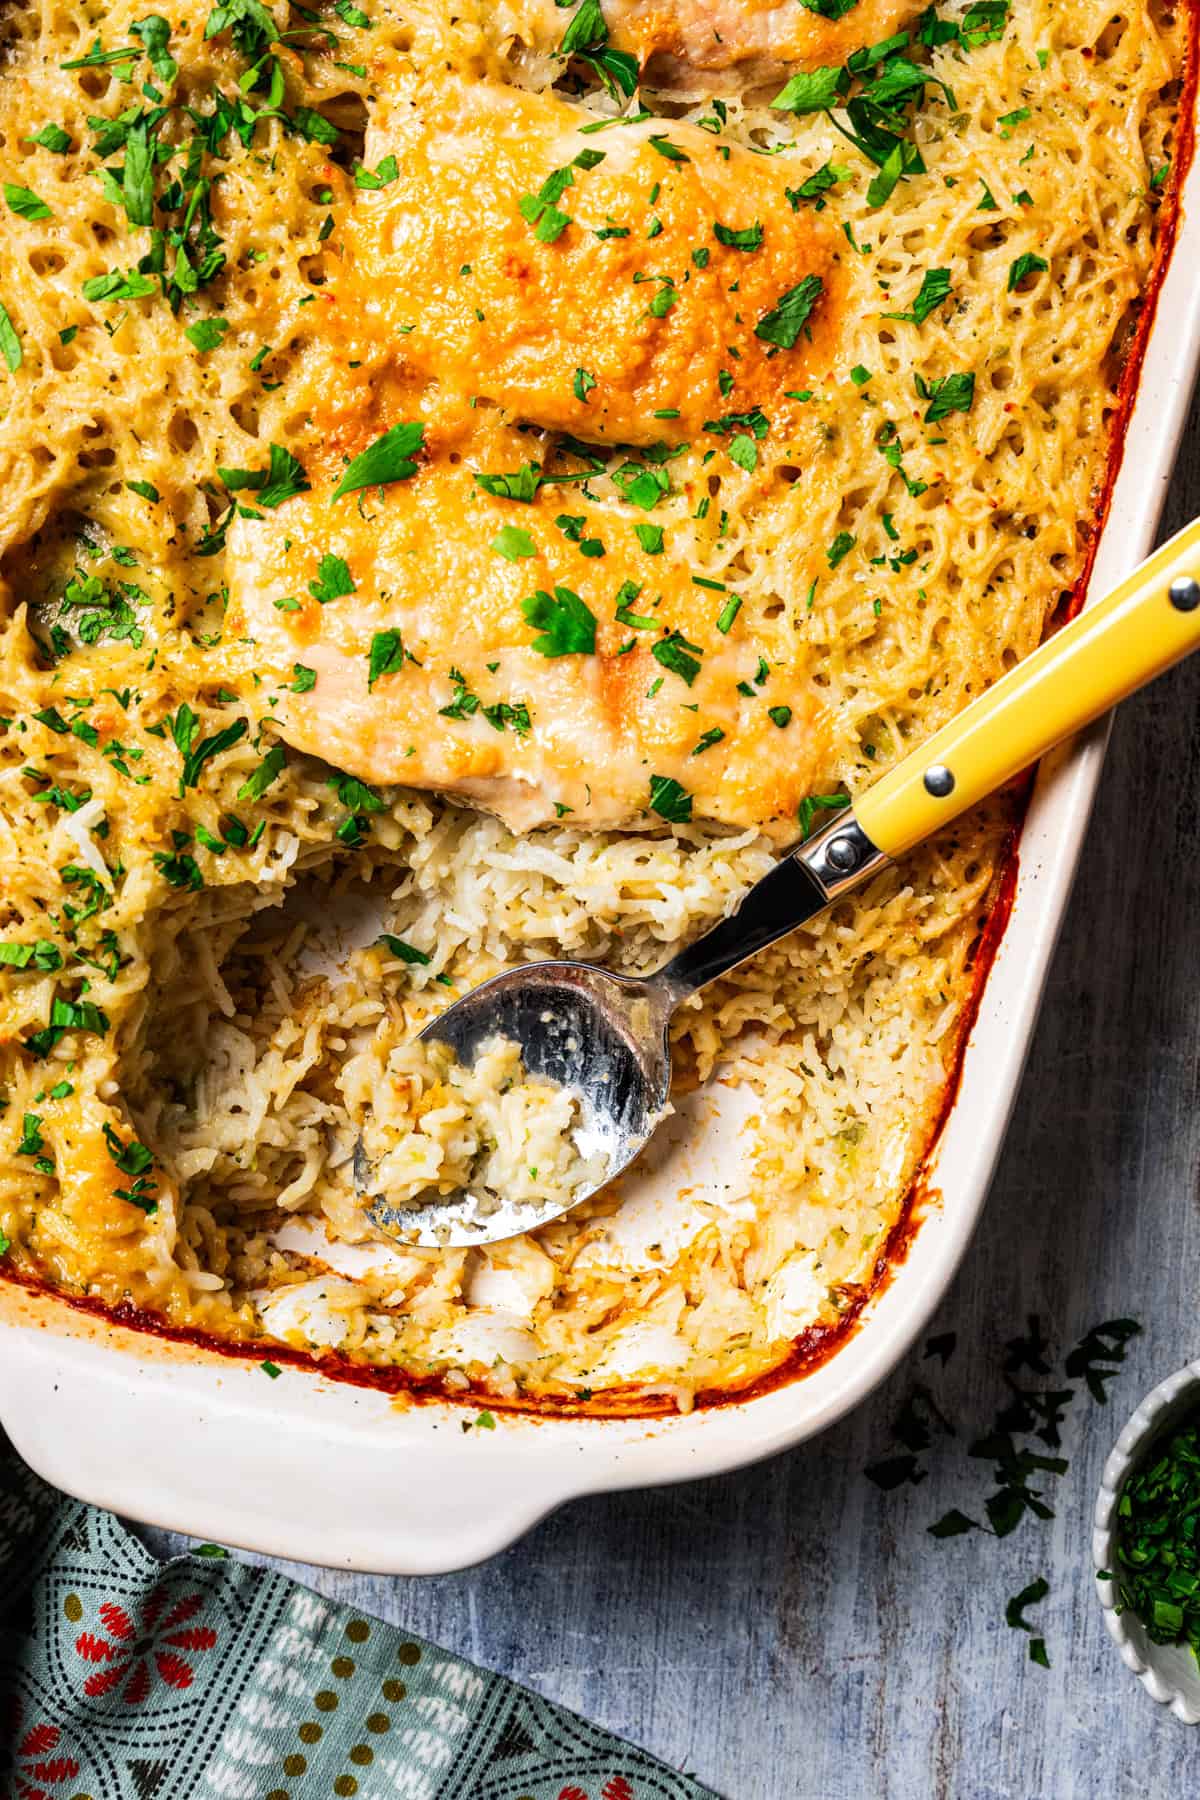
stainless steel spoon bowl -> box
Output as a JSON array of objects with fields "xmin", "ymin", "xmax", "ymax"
[
  {"xmin": 359, "ymin": 812, "xmax": 881, "ymax": 1246},
  {"xmin": 359, "ymin": 520, "xmax": 1200, "ymax": 1247}
]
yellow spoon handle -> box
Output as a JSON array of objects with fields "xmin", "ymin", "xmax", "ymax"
[{"xmin": 854, "ymin": 517, "xmax": 1200, "ymax": 860}]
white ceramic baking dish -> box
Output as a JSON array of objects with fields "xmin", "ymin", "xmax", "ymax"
[{"xmin": 4, "ymin": 143, "xmax": 1200, "ymax": 1578}]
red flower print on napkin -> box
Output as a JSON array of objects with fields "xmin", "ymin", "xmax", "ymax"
[
  {"xmin": 3, "ymin": 1701, "xmax": 82, "ymax": 1800},
  {"xmin": 73, "ymin": 1588, "xmax": 217, "ymax": 1703}
]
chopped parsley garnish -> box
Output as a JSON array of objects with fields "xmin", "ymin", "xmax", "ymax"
[
  {"xmin": 798, "ymin": 792, "xmax": 850, "ymax": 836},
  {"xmin": 154, "ymin": 848, "xmax": 204, "ymax": 890},
  {"xmin": 218, "ymin": 444, "xmax": 309, "ymax": 509},
  {"xmin": 648, "ymin": 775, "xmax": 692, "ymax": 822},
  {"xmin": 522, "ymin": 586, "xmax": 597, "ymax": 656},
  {"xmin": 648, "ymin": 134, "xmax": 689, "ymax": 164},
  {"xmin": 556, "ymin": 0, "xmax": 638, "ymax": 98},
  {"xmin": 692, "ymin": 727, "xmax": 725, "ymax": 755},
  {"xmin": 367, "ymin": 630, "xmax": 405, "ymax": 688},
  {"xmin": 377, "ymin": 933, "xmax": 431, "ymax": 966},
  {"xmin": 615, "ymin": 580, "xmax": 655, "ymax": 628},
  {"xmin": 0, "ymin": 939, "xmax": 62, "ymax": 972},
  {"xmin": 171, "ymin": 706, "xmax": 250, "ymax": 791},
  {"xmin": 16, "ymin": 1113, "xmax": 45, "ymax": 1157},
  {"xmin": 492, "ymin": 525, "xmax": 537, "ymax": 561},
  {"xmin": 610, "ymin": 461, "xmax": 671, "ymax": 510},
  {"xmin": 474, "ymin": 463, "xmax": 542, "ymax": 503},
  {"xmin": 915, "ymin": 370, "xmax": 975, "ymax": 423},
  {"xmin": 771, "ymin": 65, "xmax": 842, "ymax": 115},
  {"xmin": 883, "ymin": 267, "xmax": 953, "ymax": 324},
  {"xmin": 82, "ymin": 269, "xmax": 156, "ymax": 305},
  {"xmin": 332, "ymin": 422, "xmax": 425, "ymax": 499},
  {"xmin": 1112, "ymin": 1409, "xmax": 1200, "ymax": 1660},
  {"xmin": 519, "ymin": 168, "xmax": 575, "ymax": 243},
  {"xmin": 103, "ymin": 1120, "xmax": 157, "ymax": 1210},
  {"xmin": 714, "ymin": 221, "xmax": 764, "ymax": 251},
  {"xmin": 25, "ymin": 995, "xmax": 110, "ymax": 1058},
  {"xmin": 26, "ymin": 123, "xmax": 73, "ymax": 153},
  {"xmin": 960, "ymin": 0, "xmax": 1011, "ymax": 44},
  {"xmin": 184, "ymin": 317, "xmax": 230, "ymax": 353},
  {"xmin": 827, "ymin": 530, "xmax": 855, "ymax": 569},
  {"xmin": 0, "ymin": 302, "xmax": 21, "ymax": 373},
  {"xmin": 309, "ymin": 552, "xmax": 354, "ymax": 604},
  {"xmin": 237, "ymin": 743, "xmax": 286, "ymax": 800},
  {"xmin": 328, "ymin": 772, "xmax": 384, "ymax": 813},
  {"xmin": 4, "ymin": 184, "xmax": 53, "ymax": 221},
  {"xmin": 652, "ymin": 631, "xmax": 702, "ymax": 686},
  {"xmin": 728, "ymin": 434, "xmax": 758, "ymax": 473},
  {"xmin": 131, "ymin": 13, "xmax": 177, "ymax": 84},
  {"xmin": 786, "ymin": 162, "xmax": 849, "ymax": 210},
  {"xmin": 634, "ymin": 523, "xmax": 664, "ymax": 554},
  {"xmin": 997, "ymin": 105, "xmax": 1031, "ymax": 134},
  {"xmin": 755, "ymin": 275, "xmax": 824, "ymax": 350},
  {"xmin": 354, "ymin": 153, "xmax": 399, "ymax": 190},
  {"xmin": 1007, "ymin": 252, "xmax": 1049, "ymax": 291}
]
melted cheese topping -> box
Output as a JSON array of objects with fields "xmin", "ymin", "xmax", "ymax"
[
  {"xmin": 336, "ymin": 77, "xmax": 841, "ymax": 444},
  {"xmin": 229, "ymin": 400, "xmax": 831, "ymax": 831},
  {"xmin": 0, "ymin": 0, "xmax": 1190, "ymax": 1407}
]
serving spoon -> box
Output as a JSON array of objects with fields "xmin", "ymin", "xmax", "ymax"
[{"xmin": 359, "ymin": 519, "xmax": 1200, "ymax": 1247}]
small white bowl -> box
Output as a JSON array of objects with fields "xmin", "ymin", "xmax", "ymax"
[{"xmin": 1093, "ymin": 1360, "xmax": 1200, "ymax": 1723}]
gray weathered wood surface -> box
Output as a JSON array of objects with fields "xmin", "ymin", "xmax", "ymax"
[{"xmin": 147, "ymin": 408, "xmax": 1200, "ymax": 1799}]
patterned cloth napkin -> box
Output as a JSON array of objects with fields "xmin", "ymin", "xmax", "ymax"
[{"xmin": 0, "ymin": 1442, "xmax": 717, "ymax": 1800}]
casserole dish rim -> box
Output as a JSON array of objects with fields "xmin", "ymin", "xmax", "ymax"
[{"xmin": 3, "ymin": 99, "xmax": 1199, "ymax": 1578}]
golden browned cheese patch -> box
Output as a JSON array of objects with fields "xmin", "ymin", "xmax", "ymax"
[
  {"xmin": 331, "ymin": 77, "xmax": 842, "ymax": 445},
  {"xmin": 226, "ymin": 402, "xmax": 831, "ymax": 835}
]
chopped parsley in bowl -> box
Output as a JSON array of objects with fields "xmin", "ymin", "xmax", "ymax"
[{"xmin": 1094, "ymin": 1363, "xmax": 1200, "ymax": 1724}]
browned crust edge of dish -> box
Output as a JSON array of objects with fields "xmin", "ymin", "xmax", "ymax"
[{"xmin": 4, "ymin": 17, "xmax": 1198, "ymax": 1418}]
